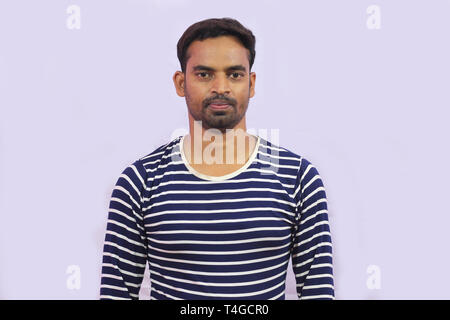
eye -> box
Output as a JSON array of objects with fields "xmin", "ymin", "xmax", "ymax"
[
  {"xmin": 197, "ymin": 72, "xmax": 210, "ymax": 79},
  {"xmin": 230, "ymin": 72, "xmax": 244, "ymax": 79}
]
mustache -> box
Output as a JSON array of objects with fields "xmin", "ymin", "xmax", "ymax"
[{"xmin": 203, "ymin": 96, "xmax": 236, "ymax": 108}]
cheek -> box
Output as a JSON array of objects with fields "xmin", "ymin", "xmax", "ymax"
[
  {"xmin": 187, "ymin": 83, "xmax": 207, "ymax": 101},
  {"xmin": 236, "ymin": 87, "xmax": 250, "ymax": 102},
  {"xmin": 185, "ymin": 87, "xmax": 207, "ymax": 111}
]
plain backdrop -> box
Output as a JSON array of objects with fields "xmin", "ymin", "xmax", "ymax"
[{"xmin": 0, "ymin": 0, "xmax": 449, "ymax": 299}]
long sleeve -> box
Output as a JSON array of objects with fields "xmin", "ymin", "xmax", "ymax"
[
  {"xmin": 291, "ymin": 157, "xmax": 335, "ymax": 300},
  {"xmin": 99, "ymin": 159, "xmax": 148, "ymax": 300}
]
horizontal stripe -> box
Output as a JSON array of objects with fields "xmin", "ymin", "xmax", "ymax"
[
  {"xmin": 147, "ymin": 226, "xmax": 291, "ymax": 235},
  {"xmin": 144, "ymin": 206, "xmax": 296, "ymax": 219},
  {"xmin": 101, "ymin": 263, "xmax": 143, "ymax": 278},
  {"xmin": 148, "ymin": 259, "xmax": 289, "ymax": 277},
  {"xmin": 147, "ymin": 250, "xmax": 289, "ymax": 266},
  {"xmin": 144, "ymin": 197, "xmax": 295, "ymax": 211},
  {"xmin": 147, "ymin": 187, "xmax": 289, "ymax": 201},
  {"xmin": 149, "ymin": 267, "xmax": 287, "ymax": 287},
  {"xmin": 145, "ymin": 216, "xmax": 293, "ymax": 228},
  {"xmin": 148, "ymin": 240, "xmax": 291, "ymax": 255},
  {"xmin": 146, "ymin": 172, "xmax": 296, "ymax": 187},
  {"xmin": 147, "ymin": 233, "xmax": 292, "ymax": 245}
]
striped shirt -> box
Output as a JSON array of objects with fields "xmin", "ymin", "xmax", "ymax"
[{"xmin": 99, "ymin": 134, "xmax": 335, "ymax": 300}]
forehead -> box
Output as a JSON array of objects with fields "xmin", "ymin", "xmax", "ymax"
[{"xmin": 186, "ymin": 36, "xmax": 249, "ymax": 70}]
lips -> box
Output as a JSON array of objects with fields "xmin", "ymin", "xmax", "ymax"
[
  {"xmin": 209, "ymin": 104, "xmax": 231, "ymax": 110},
  {"xmin": 207, "ymin": 100, "xmax": 232, "ymax": 110}
]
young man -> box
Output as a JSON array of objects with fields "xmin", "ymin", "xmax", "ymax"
[{"xmin": 100, "ymin": 17, "xmax": 334, "ymax": 300}]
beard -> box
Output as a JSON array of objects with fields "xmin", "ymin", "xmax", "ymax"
[
  {"xmin": 201, "ymin": 102, "xmax": 248, "ymax": 131},
  {"xmin": 186, "ymin": 91, "xmax": 250, "ymax": 133}
]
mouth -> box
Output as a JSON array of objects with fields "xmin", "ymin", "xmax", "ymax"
[
  {"xmin": 208, "ymin": 103, "xmax": 231, "ymax": 110},
  {"xmin": 207, "ymin": 101, "xmax": 233, "ymax": 110}
]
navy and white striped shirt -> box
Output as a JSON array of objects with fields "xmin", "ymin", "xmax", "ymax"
[{"xmin": 99, "ymin": 134, "xmax": 334, "ymax": 300}]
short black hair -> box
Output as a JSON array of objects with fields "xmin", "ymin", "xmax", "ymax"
[{"xmin": 177, "ymin": 17, "xmax": 256, "ymax": 74}]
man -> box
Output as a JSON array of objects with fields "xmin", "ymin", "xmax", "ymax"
[{"xmin": 100, "ymin": 17, "xmax": 334, "ymax": 300}]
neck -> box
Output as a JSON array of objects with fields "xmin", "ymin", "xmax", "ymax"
[{"xmin": 184, "ymin": 117, "xmax": 256, "ymax": 166}]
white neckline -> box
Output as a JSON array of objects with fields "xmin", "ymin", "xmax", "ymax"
[{"xmin": 179, "ymin": 134, "xmax": 261, "ymax": 181}]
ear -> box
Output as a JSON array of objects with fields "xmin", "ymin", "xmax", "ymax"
[
  {"xmin": 249, "ymin": 72, "xmax": 256, "ymax": 98},
  {"xmin": 173, "ymin": 71, "xmax": 185, "ymax": 97}
]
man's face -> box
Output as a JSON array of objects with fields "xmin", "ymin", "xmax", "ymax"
[{"xmin": 177, "ymin": 35, "xmax": 256, "ymax": 131}]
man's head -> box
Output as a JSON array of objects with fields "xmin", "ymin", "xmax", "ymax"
[{"xmin": 173, "ymin": 18, "xmax": 256, "ymax": 133}]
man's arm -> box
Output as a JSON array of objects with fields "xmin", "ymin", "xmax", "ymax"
[
  {"xmin": 291, "ymin": 157, "xmax": 335, "ymax": 300},
  {"xmin": 100, "ymin": 159, "xmax": 148, "ymax": 300}
]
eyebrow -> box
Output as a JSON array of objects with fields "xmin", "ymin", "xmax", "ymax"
[{"xmin": 192, "ymin": 64, "xmax": 247, "ymax": 73}]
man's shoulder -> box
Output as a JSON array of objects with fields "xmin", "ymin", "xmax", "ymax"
[
  {"xmin": 136, "ymin": 135, "xmax": 183, "ymax": 166},
  {"xmin": 257, "ymin": 136, "xmax": 304, "ymax": 166},
  {"xmin": 257, "ymin": 136, "xmax": 320, "ymax": 179},
  {"xmin": 113, "ymin": 136, "xmax": 182, "ymax": 191}
]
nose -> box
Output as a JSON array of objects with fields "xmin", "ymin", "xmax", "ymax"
[{"xmin": 211, "ymin": 73, "xmax": 231, "ymax": 95}]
